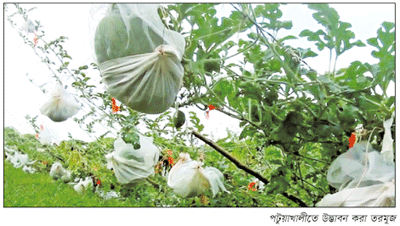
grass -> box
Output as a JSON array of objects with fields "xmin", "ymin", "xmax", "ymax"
[
  {"xmin": 4, "ymin": 160, "xmax": 255, "ymax": 207},
  {"xmin": 3, "ymin": 161, "xmax": 136, "ymax": 207},
  {"xmin": 3, "ymin": 161, "xmax": 201, "ymax": 207}
]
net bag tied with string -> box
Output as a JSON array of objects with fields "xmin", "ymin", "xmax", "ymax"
[
  {"xmin": 317, "ymin": 142, "xmax": 395, "ymax": 206},
  {"xmin": 167, "ymin": 153, "xmax": 229, "ymax": 198},
  {"xmin": 317, "ymin": 117, "xmax": 395, "ymax": 206},
  {"xmin": 93, "ymin": 4, "xmax": 185, "ymax": 114},
  {"xmin": 39, "ymin": 84, "xmax": 81, "ymax": 122},
  {"xmin": 105, "ymin": 135, "xmax": 160, "ymax": 184}
]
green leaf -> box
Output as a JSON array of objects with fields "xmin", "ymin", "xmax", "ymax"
[
  {"xmin": 353, "ymin": 40, "xmax": 366, "ymax": 47},
  {"xmin": 367, "ymin": 37, "xmax": 379, "ymax": 48},
  {"xmin": 299, "ymin": 29, "xmax": 327, "ymax": 50},
  {"xmin": 268, "ymin": 58, "xmax": 282, "ymax": 72},
  {"xmin": 385, "ymin": 96, "xmax": 395, "ymax": 108},
  {"xmin": 239, "ymin": 125, "xmax": 258, "ymax": 140},
  {"xmin": 297, "ymin": 47, "xmax": 318, "ymax": 59},
  {"xmin": 308, "ymin": 4, "xmax": 339, "ymax": 28},
  {"xmin": 213, "ymin": 80, "xmax": 234, "ymax": 98},
  {"xmin": 278, "ymin": 35, "xmax": 297, "ymax": 43},
  {"xmin": 239, "ymin": 121, "xmax": 248, "ymax": 127},
  {"xmin": 78, "ymin": 65, "xmax": 88, "ymax": 70}
]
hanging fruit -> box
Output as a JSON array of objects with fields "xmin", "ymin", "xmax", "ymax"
[{"xmin": 173, "ymin": 110, "xmax": 186, "ymax": 128}]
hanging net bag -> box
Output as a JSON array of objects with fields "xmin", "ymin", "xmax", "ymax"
[
  {"xmin": 50, "ymin": 162, "xmax": 72, "ymax": 183},
  {"xmin": 105, "ymin": 135, "xmax": 160, "ymax": 184},
  {"xmin": 317, "ymin": 117, "xmax": 395, "ymax": 207},
  {"xmin": 92, "ymin": 4, "xmax": 185, "ymax": 114},
  {"xmin": 167, "ymin": 153, "xmax": 229, "ymax": 198},
  {"xmin": 39, "ymin": 84, "xmax": 81, "ymax": 122}
]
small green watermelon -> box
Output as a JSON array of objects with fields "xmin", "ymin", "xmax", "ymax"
[{"xmin": 173, "ymin": 110, "xmax": 186, "ymax": 129}]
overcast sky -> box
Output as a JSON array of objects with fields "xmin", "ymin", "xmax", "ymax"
[{"xmin": 4, "ymin": 3, "xmax": 395, "ymax": 143}]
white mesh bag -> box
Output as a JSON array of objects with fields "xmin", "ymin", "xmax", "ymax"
[
  {"xmin": 22, "ymin": 165, "xmax": 36, "ymax": 174},
  {"xmin": 74, "ymin": 177, "xmax": 93, "ymax": 194},
  {"xmin": 381, "ymin": 114, "xmax": 394, "ymax": 162},
  {"xmin": 318, "ymin": 117, "xmax": 395, "ymax": 207},
  {"xmin": 5, "ymin": 146, "xmax": 16, "ymax": 155},
  {"xmin": 37, "ymin": 124, "xmax": 61, "ymax": 145},
  {"xmin": 39, "ymin": 85, "xmax": 81, "ymax": 122},
  {"xmin": 8, "ymin": 151, "xmax": 35, "ymax": 168},
  {"xmin": 92, "ymin": 4, "xmax": 185, "ymax": 114},
  {"xmin": 22, "ymin": 19, "xmax": 35, "ymax": 34},
  {"xmin": 5, "ymin": 147, "xmax": 16, "ymax": 160},
  {"xmin": 317, "ymin": 180, "xmax": 394, "ymax": 207},
  {"xmin": 96, "ymin": 189, "xmax": 120, "ymax": 200},
  {"xmin": 167, "ymin": 153, "xmax": 229, "ymax": 198},
  {"xmin": 105, "ymin": 135, "xmax": 160, "ymax": 184},
  {"xmin": 50, "ymin": 162, "xmax": 72, "ymax": 183},
  {"xmin": 327, "ymin": 141, "xmax": 394, "ymax": 191},
  {"xmin": 204, "ymin": 166, "xmax": 230, "ymax": 197}
]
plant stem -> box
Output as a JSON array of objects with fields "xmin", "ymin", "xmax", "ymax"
[
  {"xmin": 146, "ymin": 178, "xmax": 161, "ymax": 189},
  {"xmin": 329, "ymin": 49, "xmax": 332, "ymax": 73},
  {"xmin": 332, "ymin": 54, "xmax": 338, "ymax": 75},
  {"xmin": 191, "ymin": 130, "xmax": 308, "ymax": 207},
  {"xmin": 192, "ymin": 130, "xmax": 270, "ymax": 184}
]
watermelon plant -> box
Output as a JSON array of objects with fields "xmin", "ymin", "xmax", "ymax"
[{"xmin": 4, "ymin": 3, "xmax": 395, "ymax": 207}]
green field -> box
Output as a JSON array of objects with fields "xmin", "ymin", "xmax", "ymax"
[
  {"xmin": 3, "ymin": 159, "xmax": 234, "ymax": 207},
  {"xmin": 4, "ymin": 161, "xmax": 129, "ymax": 207}
]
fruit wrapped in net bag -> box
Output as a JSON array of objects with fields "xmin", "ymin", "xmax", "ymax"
[
  {"xmin": 167, "ymin": 153, "xmax": 229, "ymax": 198},
  {"xmin": 39, "ymin": 84, "xmax": 81, "ymax": 122},
  {"xmin": 105, "ymin": 135, "xmax": 160, "ymax": 184},
  {"xmin": 91, "ymin": 4, "xmax": 185, "ymax": 114},
  {"xmin": 317, "ymin": 117, "xmax": 395, "ymax": 207},
  {"xmin": 50, "ymin": 162, "xmax": 72, "ymax": 183}
]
